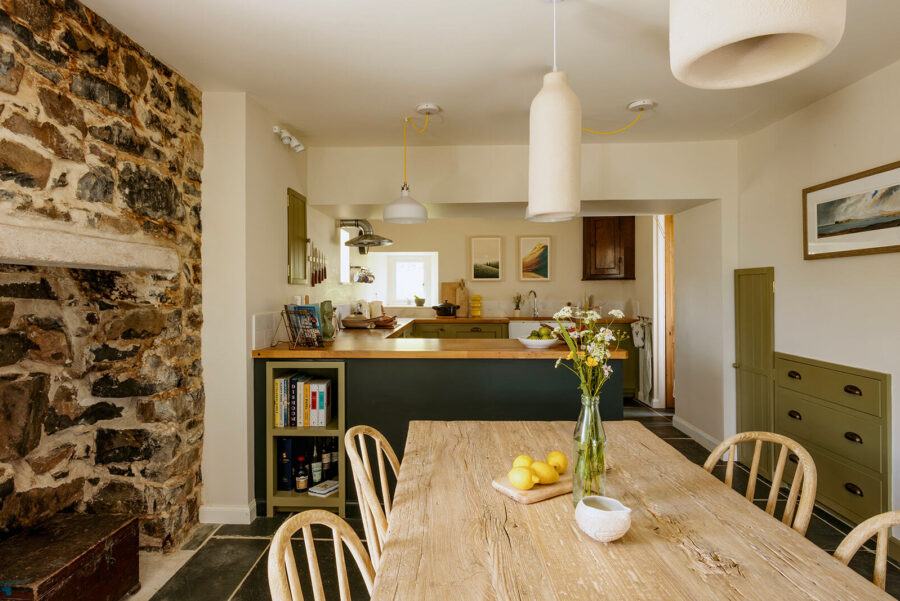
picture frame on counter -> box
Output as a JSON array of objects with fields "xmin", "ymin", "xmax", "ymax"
[
  {"xmin": 518, "ymin": 235, "xmax": 551, "ymax": 281},
  {"xmin": 803, "ymin": 160, "xmax": 900, "ymax": 260},
  {"xmin": 469, "ymin": 236, "xmax": 503, "ymax": 281}
]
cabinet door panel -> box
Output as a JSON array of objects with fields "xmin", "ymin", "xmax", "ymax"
[{"xmin": 583, "ymin": 217, "xmax": 635, "ymax": 280}]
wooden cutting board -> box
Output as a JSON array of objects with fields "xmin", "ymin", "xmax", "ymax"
[
  {"xmin": 492, "ymin": 473, "xmax": 573, "ymax": 504},
  {"xmin": 439, "ymin": 281, "xmax": 459, "ymax": 305}
]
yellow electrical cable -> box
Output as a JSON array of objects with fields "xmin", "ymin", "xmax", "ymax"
[
  {"xmin": 403, "ymin": 113, "xmax": 430, "ymax": 183},
  {"xmin": 582, "ymin": 109, "xmax": 642, "ymax": 135}
]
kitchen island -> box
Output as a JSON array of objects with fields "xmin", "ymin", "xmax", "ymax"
[{"xmin": 251, "ymin": 318, "xmax": 628, "ymax": 511}]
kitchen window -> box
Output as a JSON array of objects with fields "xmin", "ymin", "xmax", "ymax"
[{"xmin": 376, "ymin": 252, "xmax": 438, "ymax": 306}]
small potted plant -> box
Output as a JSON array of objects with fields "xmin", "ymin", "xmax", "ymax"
[{"xmin": 512, "ymin": 292, "xmax": 523, "ymax": 317}]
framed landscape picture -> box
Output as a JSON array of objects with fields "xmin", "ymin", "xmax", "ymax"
[
  {"xmin": 470, "ymin": 236, "xmax": 503, "ymax": 281},
  {"xmin": 518, "ymin": 235, "xmax": 551, "ymax": 281},
  {"xmin": 803, "ymin": 161, "xmax": 900, "ymax": 260}
]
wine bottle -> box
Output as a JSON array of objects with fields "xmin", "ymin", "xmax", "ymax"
[
  {"xmin": 311, "ymin": 438, "xmax": 323, "ymax": 484},
  {"xmin": 330, "ymin": 438, "xmax": 339, "ymax": 479},
  {"xmin": 294, "ymin": 455, "xmax": 308, "ymax": 493},
  {"xmin": 322, "ymin": 438, "xmax": 332, "ymax": 479}
]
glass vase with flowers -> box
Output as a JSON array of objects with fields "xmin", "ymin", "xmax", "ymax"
[{"xmin": 553, "ymin": 306, "xmax": 625, "ymax": 505}]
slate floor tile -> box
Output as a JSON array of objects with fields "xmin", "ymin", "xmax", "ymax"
[
  {"xmin": 664, "ymin": 437, "xmax": 712, "ymax": 466},
  {"xmin": 711, "ymin": 464, "xmax": 773, "ymax": 500},
  {"xmin": 642, "ymin": 423, "xmax": 690, "ymax": 439},
  {"xmin": 233, "ymin": 538, "xmax": 370, "ymax": 601},
  {"xmin": 180, "ymin": 523, "xmax": 219, "ymax": 550},
  {"xmin": 149, "ymin": 538, "xmax": 269, "ymax": 601},
  {"xmin": 845, "ymin": 548, "xmax": 900, "ymax": 599},
  {"xmin": 216, "ymin": 513, "xmax": 290, "ymax": 538}
]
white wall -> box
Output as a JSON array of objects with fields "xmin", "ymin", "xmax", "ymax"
[
  {"xmin": 738, "ymin": 58, "xmax": 900, "ymax": 512},
  {"xmin": 200, "ymin": 92, "xmax": 252, "ymax": 522},
  {"xmin": 312, "ymin": 140, "xmax": 740, "ymax": 432},
  {"xmin": 368, "ymin": 216, "xmax": 654, "ymax": 318}
]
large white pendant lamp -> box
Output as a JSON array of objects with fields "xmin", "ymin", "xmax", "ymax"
[
  {"xmin": 383, "ymin": 105, "xmax": 439, "ymax": 224},
  {"xmin": 527, "ymin": 0, "xmax": 581, "ymax": 222},
  {"xmin": 670, "ymin": 0, "xmax": 846, "ymax": 90}
]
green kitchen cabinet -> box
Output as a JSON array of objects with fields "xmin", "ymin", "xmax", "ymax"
[
  {"xmin": 603, "ymin": 324, "xmax": 638, "ymax": 399},
  {"xmin": 409, "ymin": 323, "xmax": 509, "ymax": 339}
]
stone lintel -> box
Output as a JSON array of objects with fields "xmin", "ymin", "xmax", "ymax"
[{"xmin": 0, "ymin": 223, "xmax": 179, "ymax": 273}]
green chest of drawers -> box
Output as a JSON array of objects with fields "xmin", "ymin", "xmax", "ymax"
[{"xmin": 773, "ymin": 353, "xmax": 891, "ymax": 524}]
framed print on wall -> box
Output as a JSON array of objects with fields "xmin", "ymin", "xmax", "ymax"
[
  {"xmin": 803, "ymin": 160, "xmax": 900, "ymax": 260},
  {"xmin": 470, "ymin": 236, "xmax": 503, "ymax": 281},
  {"xmin": 518, "ymin": 235, "xmax": 551, "ymax": 281}
]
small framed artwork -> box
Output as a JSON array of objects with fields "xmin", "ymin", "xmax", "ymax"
[
  {"xmin": 518, "ymin": 235, "xmax": 551, "ymax": 281},
  {"xmin": 803, "ymin": 161, "xmax": 900, "ymax": 260},
  {"xmin": 470, "ymin": 236, "xmax": 503, "ymax": 281}
]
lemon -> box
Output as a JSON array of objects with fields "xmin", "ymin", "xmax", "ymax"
[
  {"xmin": 512, "ymin": 455, "xmax": 534, "ymax": 469},
  {"xmin": 508, "ymin": 466, "xmax": 539, "ymax": 490},
  {"xmin": 530, "ymin": 461, "xmax": 559, "ymax": 484},
  {"xmin": 546, "ymin": 451, "xmax": 568, "ymax": 474}
]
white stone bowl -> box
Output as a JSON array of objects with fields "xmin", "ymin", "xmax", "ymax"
[{"xmin": 575, "ymin": 496, "xmax": 632, "ymax": 543}]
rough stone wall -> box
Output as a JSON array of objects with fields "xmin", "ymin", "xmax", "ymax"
[{"xmin": 0, "ymin": 0, "xmax": 203, "ymax": 549}]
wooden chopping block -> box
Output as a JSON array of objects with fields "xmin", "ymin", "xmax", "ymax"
[
  {"xmin": 440, "ymin": 281, "xmax": 460, "ymax": 305},
  {"xmin": 492, "ymin": 473, "xmax": 573, "ymax": 504},
  {"xmin": 455, "ymin": 279, "xmax": 468, "ymax": 318}
]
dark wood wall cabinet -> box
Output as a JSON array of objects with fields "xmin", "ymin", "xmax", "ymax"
[{"xmin": 582, "ymin": 216, "xmax": 635, "ymax": 280}]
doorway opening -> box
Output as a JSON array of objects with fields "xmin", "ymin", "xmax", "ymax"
[{"xmin": 650, "ymin": 215, "xmax": 674, "ymax": 411}]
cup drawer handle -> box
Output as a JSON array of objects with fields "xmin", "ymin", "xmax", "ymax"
[
  {"xmin": 844, "ymin": 431, "xmax": 863, "ymax": 445},
  {"xmin": 471, "ymin": 327, "xmax": 483, "ymax": 332},
  {"xmin": 788, "ymin": 410, "xmax": 802, "ymax": 421},
  {"xmin": 788, "ymin": 370, "xmax": 802, "ymax": 380},
  {"xmin": 844, "ymin": 384, "xmax": 863, "ymax": 396},
  {"xmin": 788, "ymin": 454, "xmax": 799, "ymax": 464},
  {"xmin": 844, "ymin": 483, "xmax": 864, "ymax": 497}
]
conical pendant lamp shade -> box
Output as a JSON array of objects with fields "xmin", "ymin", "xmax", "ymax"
[
  {"xmin": 528, "ymin": 71, "xmax": 582, "ymax": 221},
  {"xmin": 384, "ymin": 184, "xmax": 427, "ymax": 224}
]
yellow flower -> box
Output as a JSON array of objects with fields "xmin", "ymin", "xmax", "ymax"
[
  {"xmin": 585, "ymin": 357, "xmax": 598, "ymax": 367},
  {"xmin": 566, "ymin": 351, "xmax": 574, "ymax": 360},
  {"xmin": 578, "ymin": 351, "xmax": 586, "ymax": 359}
]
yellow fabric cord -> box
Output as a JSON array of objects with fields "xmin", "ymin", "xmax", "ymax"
[
  {"xmin": 582, "ymin": 109, "xmax": 642, "ymax": 136},
  {"xmin": 403, "ymin": 113, "xmax": 430, "ymax": 183}
]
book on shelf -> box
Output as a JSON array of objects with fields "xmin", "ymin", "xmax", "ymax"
[
  {"xmin": 308, "ymin": 479, "xmax": 339, "ymax": 497},
  {"xmin": 273, "ymin": 374, "xmax": 333, "ymax": 429}
]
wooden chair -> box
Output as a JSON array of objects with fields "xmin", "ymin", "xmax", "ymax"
[
  {"xmin": 268, "ymin": 509, "xmax": 375, "ymax": 601},
  {"xmin": 834, "ymin": 510, "xmax": 900, "ymax": 590},
  {"xmin": 702, "ymin": 431, "xmax": 817, "ymax": 535},
  {"xmin": 344, "ymin": 425, "xmax": 400, "ymax": 568}
]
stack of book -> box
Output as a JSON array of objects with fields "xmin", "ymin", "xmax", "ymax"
[{"xmin": 273, "ymin": 373, "xmax": 332, "ymax": 428}]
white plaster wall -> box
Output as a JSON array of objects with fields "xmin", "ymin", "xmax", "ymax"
[
  {"xmin": 311, "ymin": 140, "xmax": 740, "ymax": 442},
  {"xmin": 738, "ymin": 58, "xmax": 900, "ymax": 513},
  {"xmin": 200, "ymin": 92, "xmax": 252, "ymax": 522}
]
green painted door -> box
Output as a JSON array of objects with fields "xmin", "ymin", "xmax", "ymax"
[{"xmin": 734, "ymin": 267, "xmax": 775, "ymax": 476}]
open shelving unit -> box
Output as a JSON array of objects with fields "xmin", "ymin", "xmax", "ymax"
[{"xmin": 264, "ymin": 361, "xmax": 346, "ymax": 517}]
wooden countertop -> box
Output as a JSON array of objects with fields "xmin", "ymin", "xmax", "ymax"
[{"xmin": 252, "ymin": 318, "xmax": 629, "ymax": 360}]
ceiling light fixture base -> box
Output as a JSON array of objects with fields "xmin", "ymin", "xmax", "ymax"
[
  {"xmin": 416, "ymin": 103, "xmax": 442, "ymax": 115},
  {"xmin": 627, "ymin": 99, "xmax": 657, "ymax": 112}
]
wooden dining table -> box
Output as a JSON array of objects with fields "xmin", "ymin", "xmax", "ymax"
[{"xmin": 370, "ymin": 420, "xmax": 891, "ymax": 600}]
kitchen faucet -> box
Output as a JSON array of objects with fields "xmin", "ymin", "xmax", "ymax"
[{"xmin": 528, "ymin": 290, "xmax": 538, "ymax": 318}]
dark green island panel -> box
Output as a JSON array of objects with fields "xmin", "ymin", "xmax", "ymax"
[{"xmin": 253, "ymin": 357, "xmax": 623, "ymax": 506}]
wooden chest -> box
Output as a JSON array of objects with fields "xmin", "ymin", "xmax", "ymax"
[{"xmin": 0, "ymin": 514, "xmax": 139, "ymax": 601}]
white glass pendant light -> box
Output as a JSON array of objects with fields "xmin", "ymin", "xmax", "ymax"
[
  {"xmin": 384, "ymin": 106, "xmax": 438, "ymax": 224},
  {"xmin": 527, "ymin": 0, "xmax": 581, "ymax": 222},
  {"xmin": 384, "ymin": 183, "xmax": 427, "ymax": 224},
  {"xmin": 670, "ymin": 0, "xmax": 846, "ymax": 89}
]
